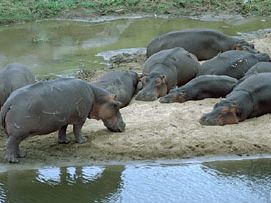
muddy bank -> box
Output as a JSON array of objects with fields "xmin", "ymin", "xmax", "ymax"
[{"xmin": 0, "ymin": 33, "xmax": 271, "ymax": 167}]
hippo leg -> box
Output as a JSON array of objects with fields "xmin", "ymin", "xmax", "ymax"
[
  {"xmin": 73, "ymin": 122, "xmax": 86, "ymax": 144},
  {"xmin": 58, "ymin": 125, "xmax": 70, "ymax": 144},
  {"xmin": 5, "ymin": 134, "xmax": 26, "ymax": 163}
]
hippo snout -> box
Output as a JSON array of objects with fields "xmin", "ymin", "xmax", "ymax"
[
  {"xmin": 159, "ymin": 95, "xmax": 171, "ymax": 103},
  {"xmin": 135, "ymin": 91, "xmax": 157, "ymax": 101},
  {"xmin": 199, "ymin": 114, "xmax": 218, "ymax": 126}
]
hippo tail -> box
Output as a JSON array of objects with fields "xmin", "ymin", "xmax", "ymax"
[{"xmin": 0, "ymin": 104, "xmax": 10, "ymax": 135}]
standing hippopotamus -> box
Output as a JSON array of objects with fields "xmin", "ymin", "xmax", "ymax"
[
  {"xmin": 146, "ymin": 28, "xmax": 256, "ymax": 60},
  {"xmin": 135, "ymin": 47, "xmax": 200, "ymax": 101},
  {"xmin": 197, "ymin": 50, "xmax": 270, "ymax": 79},
  {"xmin": 91, "ymin": 70, "xmax": 138, "ymax": 108},
  {"xmin": 159, "ymin": 75, "xmax": 238, "ymax": 103},
  {"xmin": 199, "ymin": 73, "xmax": 271, "ymax": 126},
  {"xmin": 0, "ymin": 78, "xmax": 126, "ymax": 163},
  {"xmin": 238, "ymin": 62, "xmax": 271, "ymax": 84},
  {"xmin": 0, "ymin": 63, "xmax": 35, "ymax": 108}
]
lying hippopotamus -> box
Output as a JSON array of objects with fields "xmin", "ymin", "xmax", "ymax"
[
  {"xmin": 146, "ymin": 28, "xmax": 256, "ymax": 60},
  {"xmin": 0, "ymin": 63, "xmax": 35, "ymax": 108},
  {"xmin": 135, "ymin": 47, "xmax": 200, "ymax": 101},
  {"xmin": 197, "ymin": 50, "xmax": 270, "ymax": 79},
  {"xmin": 91, "ymin": 70, "xmax": 138, "ymax": 108},
  {"xmin": 159, "ymin": 75, "xmax": 238, "ymax": 103},
  {"xmin": 1, "ymin": 78, "xmax": 126, "ymax": 163},
  {"xmin": 199, "ymin": 73, "xmax": 271, "ymax": 126},
  {"xmin": 238, "ymin": 62, "xmax": 271, "ymax": 84}
]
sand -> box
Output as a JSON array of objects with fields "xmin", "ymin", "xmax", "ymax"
[{"xmin": 0, "ymin": 33, "xmax": 271, "ymax": 167}]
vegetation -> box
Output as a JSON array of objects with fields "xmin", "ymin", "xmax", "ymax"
[{"xmin": 0, "ymin": 0, "xmax": 270, "ymax": 24}]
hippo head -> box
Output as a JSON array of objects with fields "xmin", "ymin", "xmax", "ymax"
[
  {"xmin": 159, "ymin": 88, "xmax": 187, "ymax": 103},
  {"xmin": 135, "ymin": 74, "xmax": 168, "ymax": 101},
  {"xmin": 90, "ymin": 94, "xmax": 126, "ymax": 132},
  {"xmin": 199, "ymin": 100, "xmax": 240, "ymax": 126},
  {"xmin": 233, "ymin": 39, "xmax": 257, "ymax": 53}
]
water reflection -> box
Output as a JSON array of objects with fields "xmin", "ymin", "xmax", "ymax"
[
  {"xmin": 0, "ymin": 17, "xmax": 270, "ymax": 77},
  {"xmin": 0, "ymin": 165, "xmax": 124, "ymax": 203},
  {"xmin": 0, "ymin": 159, "xmax": 270, "ymax": 202}
]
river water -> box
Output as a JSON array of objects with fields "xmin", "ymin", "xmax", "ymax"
[
  {"xmin": 0, "ymin": 158, "xmax": 271, "ymax": 203},
  {"xmin": 0, "ymin": 16, "xmax": 270, "ymax": 78}
]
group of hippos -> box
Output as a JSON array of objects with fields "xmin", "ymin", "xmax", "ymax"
[{"xmin": 1, "ymin": 28, "xmax": 271, "ymax": 163}]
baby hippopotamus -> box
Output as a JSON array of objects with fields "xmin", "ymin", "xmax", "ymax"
[
  {"xmin": 135, "ymin": 47, "xmax": 200, "ymax": 101},
  {"xmin": 146, "ymin": 28, "xmax": 256, "ymax": 60},
  {"xmin": 159, "ymin": 75, "xmax": 238, "ymax": 103},
  {"xmin": 0, "ymin": 63, "xmax": 35, "ymax": 108},
  {"xmin": 1, "ymin": 78, "xmax": 126, "ymax": 163},
  {"xmin": 200, "ymin": 73, "xmax": 271, "ymax": 126}
]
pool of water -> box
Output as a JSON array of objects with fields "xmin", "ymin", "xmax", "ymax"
[
  {"xmin": 0, "ymin": 16, "xmax": 271, "ymax": 78},
  {"xmin": 0, "ymin": 158, "xmax": 271, "ymax": 203}
]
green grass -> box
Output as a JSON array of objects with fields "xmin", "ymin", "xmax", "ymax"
[{"xmin": 0, "ymin": 0, "xmax": 271, "ymax": 24}]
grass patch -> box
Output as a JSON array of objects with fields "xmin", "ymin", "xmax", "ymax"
[{"xmin": 0, "ymin": 0, "xmax": 270, "ymax": 24}]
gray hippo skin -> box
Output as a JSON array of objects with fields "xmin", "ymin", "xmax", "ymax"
[
  {"xmin": 92, "ymin": 70, "xmax": 138, "ymax": 108},
  {"xmin": 159, "ymin": 75, "xmax": 238, "ymax": 103},
  {"xmin": 238, "ymin": 62, "xmax": 271, "ymax": 84},
  {"xmin": 197, "ymin": 50, "xmax": 270, "ymax": 79},
  {"xmin": 199, "ymin": 73, "xmax": 271, "ymax": 126},
  {"xmin": 135, "ymin": 47, "xmax": 200, "ymax": 101},
  {"xmin": 0, "ymin": 63, "xmax": 35, "ymax": 108},
  {"xmin": 0, "ymin": 78, "xmax": 125, "ymax": 163},
  {"xmin": 146, "ymin": 28, "xmax": 256, "ymax": 60}
]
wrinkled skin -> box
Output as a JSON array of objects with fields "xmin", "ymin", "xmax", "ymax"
[
  {"xmin": 197, "ymin": 50, "xmax": 270, "ymax": 79},
  {"xmin": 199, "ymin": 100, "xmax": 240, "ymax": 126},
  {"xmin": 0, "ymin": 63, "xmax": 35, "ymax": 108},
  {"xmin": 135, "ymin": 47, "xmax": 200, "ymax": 101},
  {"xmin": 199, "ymin": 73, "xmax": 271, "ymax": 126},
  {"xmin": 160, "ymin": 75, "xmax": 238, "ymax": 103},
  {"xmin": 146, "ymin": 28, "xmax": 256, "ymax": 60},
  {"xmin": 92, "ymin": 70, "xmax": 138, "ymax": 108},
  {"xmin": 1, "ymin": 78, "xmax": 125, "ymax": 163}
]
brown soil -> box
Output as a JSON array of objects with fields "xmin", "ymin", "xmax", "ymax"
[{"xmin": 1, "ymin": 32, "xmax": 271, "ymax": 168}]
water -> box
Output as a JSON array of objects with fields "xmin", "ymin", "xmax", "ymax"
[
  {"xmin": 0, "ymin": 158, "xmax": 271, "ymax": 203},
  {"xmin": 0, "ymin": 16, "xmax": 271, "ymax": 78}
]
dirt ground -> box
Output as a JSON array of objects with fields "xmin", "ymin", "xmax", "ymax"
[{"xmin": 0, "ymin": 31, "xmax": 271, "ymax": 168}]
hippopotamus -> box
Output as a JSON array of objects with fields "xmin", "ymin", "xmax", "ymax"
[
  {"xmin": 146, "ymin": 28, "xmax": 256, "ymax": 60},
  {"xmin": 0, "ymin": 63, "xmax": 35, "ymax": 108},
  {"xmin": 91, "ymin": 70, "xmax": 138, "ymax": 108},
  {"xmin": 197, "ymin": 50, "xmax": 270, "ymax": 79},
  {"xmin": 135, "ymin": 47, "xmax": 200, "ymax": 101},
  {"xmin": 238, "ymin": 62, "xmax": 271, "ymax": 84},
  {"xmin": 199, "ymin": 73, "xmax": 271, "ymax": 126},
  {"xmin": 159, "ymin": 75, "xmax": 238, "ymax": 103},
  {"xmin": 0, "ymin": 78, "xmax": 126, "ymax": 163}
]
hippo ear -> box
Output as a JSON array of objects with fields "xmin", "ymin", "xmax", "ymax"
[{"xmin": 233, "ymin": 43, "xmax": 242, "ymax": 50}]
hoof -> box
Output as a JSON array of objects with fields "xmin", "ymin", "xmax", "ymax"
[
  {"xmin": 58, "ymin": 138, "xmax": 71, "ymax": 144},
  {"xmin": 5, "ymin": 154, "xmax": 19, "ymax": 163},
  {"xmin": 76, "ymin": 136, "xmax": 86, "ymax": 144}
]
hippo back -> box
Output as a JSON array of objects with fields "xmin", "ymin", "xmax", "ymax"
[
  {"xmin": 92, "ymin": 71, "xmax": 138, "ymax": 108},
  {"xmin": 1, "ymin": 78, "xmax": 94, "ymax": 134},
  {"xmin": 198, "ymin": 50, "xmax": 270, "ymax": 79},
  {"xmin": 144, "ymin": 47, "xmax": 200, "ymax": 86},
  {"xmin": 0, "ymin": 63, "xmax": 35, "ymax": 107},
  {"xmin": 146, "ymin": 29, "xmax": 237, "ymax": 60}
]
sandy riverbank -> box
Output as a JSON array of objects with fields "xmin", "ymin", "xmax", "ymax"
[{"xmin": 0, "ymin": 32, "xmax": 271, "ymax": 167}]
